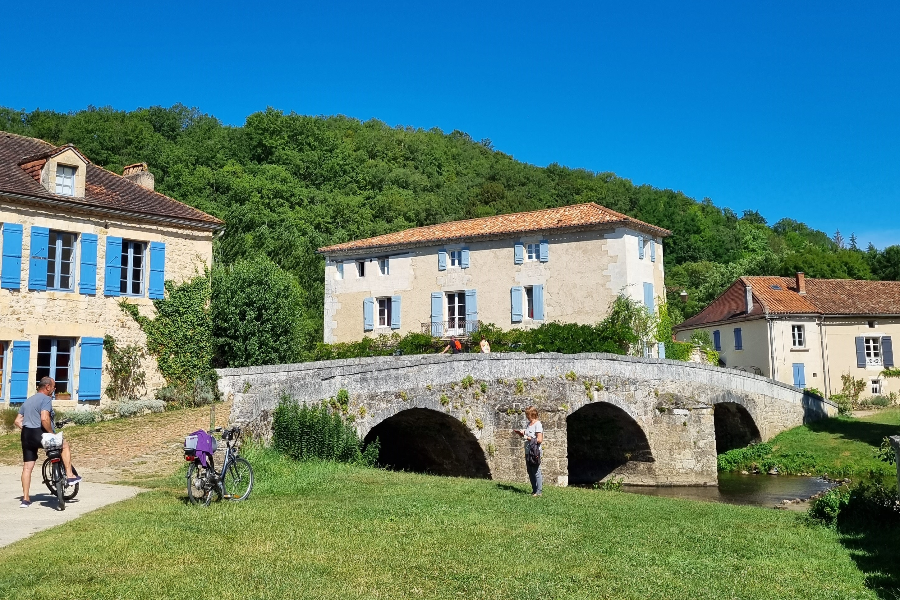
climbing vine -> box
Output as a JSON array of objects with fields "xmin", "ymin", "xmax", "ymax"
[{"xmin": 102, "ymin": 335, "xmax": 147, "ymax": 402}]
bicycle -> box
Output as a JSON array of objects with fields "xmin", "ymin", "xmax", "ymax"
[
  {"xmin": 184, "ymin": 426, "xmax": 253, "ymax": 506},
  {"xmin": 40, "ymin": 420, "xmax": 80, "ymax": 511}
]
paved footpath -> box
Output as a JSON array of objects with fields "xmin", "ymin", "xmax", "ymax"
[{"xmin": 0, "ymin": 465, "xmax": 141, "ymax": 548}]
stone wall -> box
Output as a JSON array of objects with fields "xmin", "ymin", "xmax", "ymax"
[{"xmin": 218, "ymin": 353, "xmax": 837, "ymax": 487}]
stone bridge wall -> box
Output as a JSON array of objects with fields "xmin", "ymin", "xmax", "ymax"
[{"xmin": 217, "ymin": 353, "xmax": 837, "ymax": 487}]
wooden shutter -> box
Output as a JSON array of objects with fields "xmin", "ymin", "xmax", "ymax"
[
  {"xmin": 431, "ymin": 292, "xmax": 443, "ymax": 336},
  {"xmin": 650, "ymin": 240, "xmax": 656, "ymax": 262},
  {"xmin": 77, "ymin": 337, "xmax": 104, "ymax": 401},
  {"xmin": 465, "ymin": 289, "xmax": 478, "ymax": 333},
  {"xmin": 643, "ymin": 282, "xmax": 654, "ymax": 312},
  {"xmin": 9, "ymin": 341, "xmax": 30, "ymax": 402},
  {"xmin": 734, "ymin": 328, "xmax": 743, "ymax": 350},
  {"xmin": 883, "ymin": 336, "xmax": 894, "ymax": 368},
  {"xmin": 855, "ymin": 337, "xmax": 866, "ymax": 368},
  {"xmin": 148, "ymin": 242, "xmax": 166, "ymax": 299},
  {"xmin": 461, "ymin": 249, "xmax": 470, "ymax": 269},
  {"xmin": 511, "ymin": 287, "xmax": 523, "ymax": 323},
  {"xmin": 438, "ymin": 250, "xmax": 447, "ymax": 271},
  {"xmin": 713, "ymin": 330, "xmax": 721, "ymax": 351},
  {"xmin": 792, "ymin": 363, "xmax": 805, "ymax": 388},
  {"xmin": 514, "ymin": 243, "xmax": 524, "ymax": 265},
  {"xmin": 363, "ymin": 297, "xmax": 374, "ymax": 331},
  {"xmin": 79, "ymin": 233, "xmax": 98, "ymax": 295},
  {"xmin": 104, "ymin": 236, "xmax": 122, "ymax": 297},
  {"xmin": 638, "ymin": 236, "xmax": 644, "ymax": 259},
  {"xmin": 658, "ymin": 342, "xmax": 666, "ymax": 359},
  {"xmin": 1, "ymin": 223, "xmax": 23, "ymax": 290},
  {"xmin": 539, "ymin": 240, "xmax": 549, "ymax": 263},
  {"xmin": 390, "ymin": 296, "xmax": 401, "ymax": 330},
  {"xmin": 533, "ymin": 284, "xmax": 545, "ymax": 320},
  {"xmin": 28, "ymin": 226, "xmax": 49, "ymax": 291}
]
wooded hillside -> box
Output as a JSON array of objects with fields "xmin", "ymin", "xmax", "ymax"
[{"xmin": 2, "ymin": 104, "xmax": 896, "ymax": 350}]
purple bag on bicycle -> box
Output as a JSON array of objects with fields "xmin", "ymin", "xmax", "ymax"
[{"xmin": 185, "ymin": 430, "xmax": 217, "ymax": 467}]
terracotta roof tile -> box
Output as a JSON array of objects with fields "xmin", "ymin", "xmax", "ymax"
[
  {"xmin": 319, "ymin": 202, "xmax": 670, "ymax": 253},
  {"xmin": 676, "ymin": 275, "xmax": 900, "ymax": 330},
  {"xmin": 0, "ymin": 132, "xmax": 223, "ymax": 229}
]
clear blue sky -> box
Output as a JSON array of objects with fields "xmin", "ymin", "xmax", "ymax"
[{"xmin": 4, "ymin": 1, "xmax": 899, "ymax": 247}]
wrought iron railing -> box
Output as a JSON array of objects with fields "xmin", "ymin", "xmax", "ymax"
[{"xmin": 421, "ymin": 319, "xmax": 482, "ymax": 338}]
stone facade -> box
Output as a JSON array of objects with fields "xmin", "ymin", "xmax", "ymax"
[{"xmin": 218, "ymin": 353, "xmax": 837, "ymax": 487}]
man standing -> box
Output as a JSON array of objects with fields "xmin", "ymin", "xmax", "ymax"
[{"xmin": 13, "ymin": 377, "xmax": 80, "ymax": 508}]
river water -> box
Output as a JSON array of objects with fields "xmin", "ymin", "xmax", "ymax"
[{"xmin": 622, "ymin": 473, "xmax": 837, "ymax": 508}]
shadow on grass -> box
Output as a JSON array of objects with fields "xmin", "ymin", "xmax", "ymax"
[
  {"xmin": 495, "ymin": 483, "xmax": 529, "ymax": 495},
  {"xmin": 838, "ymin": 521, "xmax": 900, "ymax": 600},
  {"xmin": 805, "ymin": 418, "xmax": 899, "ymax": 447}
]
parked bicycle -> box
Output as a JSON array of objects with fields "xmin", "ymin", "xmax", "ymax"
[
  {"xmin": 41, "ymin": 420, "xmax": 80, "ymax": 511},
  {"xmin": 184, "ymin": 426, "xmax": 253, "ymax": 505}
]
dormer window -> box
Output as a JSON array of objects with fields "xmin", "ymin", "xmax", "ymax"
[{"xmin": 55, "ymin": 165, "xmax": 76, "ymax": 196}]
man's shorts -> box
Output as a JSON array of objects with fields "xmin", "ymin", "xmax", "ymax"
[{"xmin": 21, "ymin": 427, "xmax": 43, "ymax": 462}]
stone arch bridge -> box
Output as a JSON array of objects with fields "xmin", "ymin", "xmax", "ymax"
[{"xmin": 218, "ymin": 353, "xmax": 836, "ymax": 487}]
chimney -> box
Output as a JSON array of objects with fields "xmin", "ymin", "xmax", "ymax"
[
  {"xmin": 123, "ymin": 163, "xmax": 154, "ymax": 191},
  {"xmin": 797, "ymin": 272, "xmax": 806, "ymax": 295},
  {"xmin": 745, "ymin": 283, "xmax": 753, "ymax": 313}
]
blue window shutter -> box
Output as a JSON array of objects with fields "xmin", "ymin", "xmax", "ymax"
[
  {"xmin": 148, "ymin": 242, "xmax": 166, "ymax": 299},
  {"xmin": 533, "ymin": 284, "xmax": 545, "ymax": 320},
  {"xmin": 792, "ymin": 363, "xmax": 806, "ymax": 388},
  {"xmin": 734, "ymin": 328, "xmax": 743, "ymax": 350},
  {"xmin": 650, "ymin": 240, "xmax": 656, "ymax": 262},
  {"xmin": 10, "ymin": 341, "xmax": 30, "ymax": 402},
  {"xmin": 431, "ymin": 292, "xmax": 443, "ymax": 336},
  {"xmin": 28, "ymin": 226, "xmax": 49, "ymax": 291},
  {"xmin": 713, "ymin": 330, "xmax": 721, "ymax": 351},
  {"xmin": 539, "ymin": 240, "xmax": 549, "ymax": 263},
  {"xmin": 511, "ymin": 286, "xmax": 523, "ymax": 323},
  {"xmin": 514, "ymin": 243, "xmax": 524, "ymax": 265},
  {"xmin": 643, "ymin": 282, "xmax": 654, "ymax": 312},
  {"xmin": 79, "ymin": 233, "xmax": 98, "ymax": 295},
  {"xmin": 104, "ymin": 236, "xmax": 122, "ymax": 296},
  {"xmin": 460, "ymin": 249, "xmax": 470, "ymax": 269},
  {"xmin": 855, "ymin": 336, "xmax": 866, "ymax": 368},
  {"xmin": 1, "ymin": 223, "xmax": 23, "ymax": 290},
  {"xmin": 638, "ymin": 236, "xmax": 644, "ymax": 259},
  {"xmin": 78, "ymin": 337, "xmax": 103, "ymax": 401},
  {"xmin": 363, "ymin": 297, "xmax": 374, "ymax": 331},
  {"xmin": 883, "ymin": 336, "xmax": 894, "ymax": 368},
  {"xmin": 658, "ymin": 342, "xmax": 666, "ymax": 359},
  {"xmin": 465, "ymin": 289, "xmax": 478, "ymax": 333},
  {"xmin": 438, "ymin": 250, "xmax": 447, "ymax": 271},
  {"xmin": 390, "ymin": 296, "xmax": 401, "ymax": 329}
]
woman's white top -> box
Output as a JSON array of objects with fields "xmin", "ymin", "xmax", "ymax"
[{"xmin": 523, "ymin": 420, "xmax": 543, "ymax": 455}]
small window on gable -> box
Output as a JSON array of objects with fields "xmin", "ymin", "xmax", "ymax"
[
  {"xmin": 868, "ymin": 320, "xmax": 876, "ymax": 328},
  {"xmin": 356, "ymin": 260, "xmax": 365, "ymax": 278},
  {"xmin": 335, "ymin": 262, "xmax": 344, "ymax": 280},
  {"xmin": 378, "ymin": 258, "xmax": 389, "ymax": 276},
  {"xmin": 525, "ymin": 243, "xmax": 539, "ymax": 262},
  {"xmin": 449, "ymin": 250, "xmax": 462, "ymax": 268},
  {"xmin": 55, "ymin": 165, "xmax": 76, "ymax": 196}
]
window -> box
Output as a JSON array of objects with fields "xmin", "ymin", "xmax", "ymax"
[
  {"xmin": 36, "ymin": 337, "xmax": 73, "ymax": 396},
  {"xmin": 378, "ymin": 258, "xmax": 389, "ymax": 276},
  {"xmin": 791, "ymin": 325, "xmax": 805, "ymax": 348},
  {"xmin": 119, "ymin": 240, "xmax": 145, "ymax": 295},
  {"xmin": 868, "ymin": 320, "xmax": 877, "ymax": 328},
  {"xmin": 524, "ymin": 286, "xmax": 534, "ymax": 319},
  {"xmin": 335, "ymin": 262, "xmax": 344, "ymax": 280},
  {"xmin": 356, "ymin": 260, "xmax": 365, "ymax": 277},
  {"xmin": 377, "ymin": 297, "xmax": 391, "ymax": 327},
  {"xmin": 47, "ymin": 230, "xmax": 77, "ymax": 291},
  {"xmin": 449, "ymin": 250, "xmax": 462, "ymax": 268},
  {"xmin": 525, "ymin": 243, "xmax": 539, "ymax": 262},
  {"xmin": 871, "ymin": 378, "xmax": 882, "ymax": 395},
  {"xmin": 865, "ymin": 337, "xmax": 882, "ymax": 366},
  {"xmin": 55, "ymin": 165, "xmax": 76, "ymax": 196},
  {"xmin": 446, "ymin": 292, "xmax": 466, "ymax": 333}
]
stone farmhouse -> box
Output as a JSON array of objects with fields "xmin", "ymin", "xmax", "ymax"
[
  {"xmin": 318, "ymin": 203, "xmax": 669, "ymax": 345},
  {"xmin": 674, "ymin": 273, "xmax": 900, "ymax": 399},
  {"xmin": 0, "ymin": 133, "xmax": 222, "ymax": 408}
]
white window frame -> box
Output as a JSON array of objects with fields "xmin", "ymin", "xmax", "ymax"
[
  {"xmin": 377, "ymin": 297, "xmax": 391, "ymax": 328},
  {"xmin": 378, "ymin": 258, "xmax": 389, "ymax": 276},
  {"xmin": 335, "ymin": 262, "xmax": 344, "ymax": 280},
  {"xmin": 871, "ymin": 378, "xmax": 882, "ymax": 395},
  {"xmin": 36, "ymin": 336, "xmax": 74, "ymax": 396},
  {"xmin": 864, "ymin": 336, "xmax": 882, "ymax": 367},
  {"xmin": 120, "ymin": 240, "xmax": 146, "ymax": 296},
  {"xmin": 524, "ymin": 286, "xmax": 534, "ymax": 320},
  {"xmin": 791, "ymin": 325, "xmax": 805, "ymax": 348},
  {"xmin": 525, "ymin": 243, "xmax": 539, "ymax": 262},
  {"xmin": 446, "ymin": 291, "xmax": 466, "ymax": 335},
  {"xmin": 47, "ymin": 230, "xmax": 77, "ymax": 292},
  {"xmin": 356, "ymin": 260, "xmax": 366, "ymax": 278},
  {"xmin": 449, "ymin": 250, "xmax": 462, "ymax": 268},
  {"xmin": 55, "ymin": 164, "xmax": 76, "ymax": 196}
]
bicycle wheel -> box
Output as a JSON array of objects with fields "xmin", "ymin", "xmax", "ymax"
[
  {"xmin": 222, "ymin": 457, "xmax": 253, "ymax": 501},
  {"xmin": 42, "ymin": 460, "xmax": 79, "ymax": 500},
  {"xmin": 187, "ymin": 462, "xmax": 217, "ymax": 506},
  {"xmin": 54, "ymin": 462, "xmax": 65, "ymax": 511}
]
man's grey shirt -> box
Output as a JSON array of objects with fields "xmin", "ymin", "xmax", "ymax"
[{"xmin": 18, "ymin": 392, "xmax": 53, "ymax": 429}]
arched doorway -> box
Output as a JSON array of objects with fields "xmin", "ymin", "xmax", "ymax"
[
  {"xmin": 566, "ymin": 402, "xmax": 654, "ymax": 485},
  {"xmin": 363, "ymin": 408, "xmax": 491, "ymax": 479},
  {"xmin": 713, "ymin": 402, "xmax": 762, "ymax": 454}
]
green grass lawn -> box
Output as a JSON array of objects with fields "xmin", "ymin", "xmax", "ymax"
[
  {"xmin": 720, "ymin": 408, "xmax": 900, "ymax": 479},
  {"xmin": 0, "ymin": 446, "xmax": 889, "ymax": 600}
]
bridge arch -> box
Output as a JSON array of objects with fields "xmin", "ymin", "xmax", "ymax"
[
  {"xmin": 363, "ymin": 408, "xmax": 491, "ymax": 479},
  {"xmin": 713, "ymin": 402, "xmax": 762, "ymax": 454},
  {"xmin": 566, "ymin": 401, "xmax": 655, "ymax": 485}
]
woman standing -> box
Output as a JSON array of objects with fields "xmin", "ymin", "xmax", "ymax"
[{"xmin": 514, "ymin": 406, "xmax": 543, "ymax": 496}]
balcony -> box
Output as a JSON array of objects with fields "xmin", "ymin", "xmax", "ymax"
[{"xmin": 421, "ymin": 319, "xmax": 482, "ymax": 338}]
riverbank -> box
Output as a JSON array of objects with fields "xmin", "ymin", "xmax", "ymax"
[{"xmin": 0, "ymin": 447, "xmax": 885, "ymax": 600}]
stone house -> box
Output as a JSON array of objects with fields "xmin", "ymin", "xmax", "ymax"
[
  {"xmin": 318, "ymin": 203, "xmax": 670, "ymax": 345},
  {"xmin": 673, "ymin": 273, "xmax": 900, "ymax": 399},
  {"xmin": 0, "ymin": 133, "xmax": 222, "ymax": 408}
]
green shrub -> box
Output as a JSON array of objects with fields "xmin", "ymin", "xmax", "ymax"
[
  {"xmin": 807, "ymin": 482, "xmax": 900, "ymax": 527},
  {"xmin": 154, "ymin": 378, "xmax": 217, "ymax": 408},
  {"xmin": 716, "ymin": 442, "xmax": 774, "ymax": 472},
  {"xmin": 804, "ymin": 387, "xmax": 824, "ymax": 398},
  {"xmin": 876, "ymin": 437, "xmax": 897, "ymax": 465},
  {"xmin": 860, "ymin": 395, "xmax": 893, "ymax": 407},
  {"xmin": 115, "ymin": 398, "xmax": 166, "ymax": 417},
  {"xmin": 807, "ymin": 487, "xmax": 851, "ymax": 526},
  {"xmin": 829, "ymin": 394, "xmax": 853, "ymax": 416},
  {"xmin": 62, "ymin": 410, "xmax": 98, "ymax": 426},
  {"xmin": 664, "ymin": 341, "xmax": 694, "ymax": 361},
  {"xmin": 1, "ymin": 407, "xmax": 19, "ymax": 431},
  {"xmin": 272, "ymin": 395, "xmax": 378, "ymax": 466}
]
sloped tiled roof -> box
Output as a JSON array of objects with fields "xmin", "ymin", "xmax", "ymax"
[
  {"xmin": 319, "ymin": 202, "xmax": 670, "ymax": 253},
  {"xmin": 676, "ymin": 275, "xmax": 900, "ymax": 330},
  {"xmin": 0, "ymin": 132, "xmax": 223, "ymax": 229}
]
